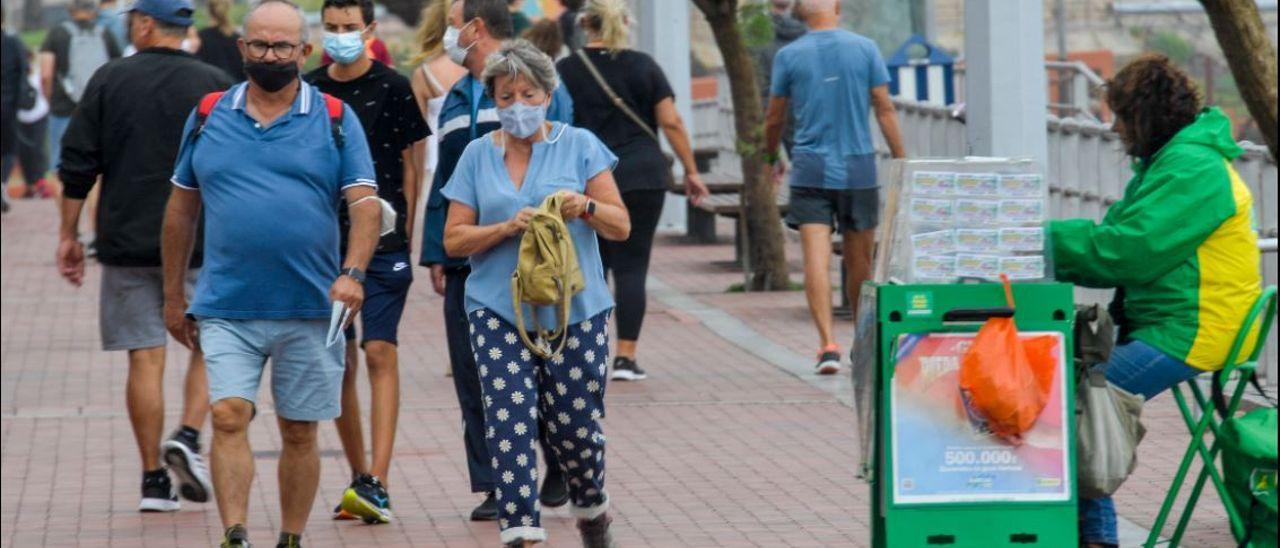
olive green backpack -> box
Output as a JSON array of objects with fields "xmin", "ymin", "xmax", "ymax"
[{"xmin": 511, "ymin": 193, "xmax": 585, "ymax": 358}]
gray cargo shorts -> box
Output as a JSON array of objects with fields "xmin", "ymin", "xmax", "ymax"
[{"xmin": 100, "ymin": 266, "xmax": 198, "ymax": 351}]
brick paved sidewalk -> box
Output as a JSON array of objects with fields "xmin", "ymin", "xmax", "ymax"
[{"xmin": 1, "ymin": 201, "xmax": 1234, "ymax": 547}]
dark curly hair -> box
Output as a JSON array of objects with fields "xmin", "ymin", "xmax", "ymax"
[{"xmin": 1106, "ymin": 54, "xmax": 1203, "ymax": 159}]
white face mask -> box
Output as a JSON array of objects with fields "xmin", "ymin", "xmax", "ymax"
[{"xmin": 443, "ymin": 20, "xmax": 474, "ymax": 67}]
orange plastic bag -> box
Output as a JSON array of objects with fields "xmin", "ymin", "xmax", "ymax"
[{"xmin": 959, "ymin": 275, "xmax": 1055, "ymax": 440}]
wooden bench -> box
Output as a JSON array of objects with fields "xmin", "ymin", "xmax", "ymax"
[{"xmin": 689, "ymin": 184, "xmax": 790, "ymax": 265}]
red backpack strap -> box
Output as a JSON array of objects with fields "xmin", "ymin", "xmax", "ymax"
[
  {"xmin": 192, "ymin": 91, "xmax": 226, "ymax": 140},
  {"xmin": 321, "ymin": 93, "xmax": 346, "ymax": 149}
]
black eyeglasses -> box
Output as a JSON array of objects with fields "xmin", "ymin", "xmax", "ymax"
[{"xmin": 245, "ymin": 40, "xmax": 301, "ymax": 59}]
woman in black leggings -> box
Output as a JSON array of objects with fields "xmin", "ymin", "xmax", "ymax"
[{"xmin": 556, "ymin": 0, "xmax": 708, "ymax": 380}]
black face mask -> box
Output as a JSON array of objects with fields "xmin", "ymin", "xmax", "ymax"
[{"xmin": 243, "ymin": 60, "xmax": 298, "ymax": 92}]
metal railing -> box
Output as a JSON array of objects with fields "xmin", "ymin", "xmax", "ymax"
[{"xmin": 690, "ymin": 85, "xmax": 1279, "ymax": 384}]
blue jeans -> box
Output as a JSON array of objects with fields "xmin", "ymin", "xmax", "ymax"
[
  {"xmin": 1078, "ymin": 340, "xmax": 1202, "ymax": 545},
  {"xmin": 48, "ymin": 115, "xmax": 70, "ymax": 174}
]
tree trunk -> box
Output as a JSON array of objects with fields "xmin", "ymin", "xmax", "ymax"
[
  {"xmin": 693, "ymin": 0, "xmax": 790, "ymax": 291},
  {"xmin": 1200, "ymin": 0, "xmax": 1278, "ymax": 159},
  {"xmin": 378, "ymin": 0, "xmax": 422, "ymax": 27}
]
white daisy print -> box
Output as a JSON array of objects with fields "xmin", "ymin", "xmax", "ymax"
[
  {"xmin": 562, "ymin": 440, "xmax": 575, "ymax": 450},
  {"xmin": 598, "ymin": 364, "xmax": 606, "ymax": 376},
  {"xmin": 470, "ymin": 324, "xmax": 476, "ymax": 335},
  {"xmin": 586, "ymin": 380, "xmax": 600, "ymax": 393},
  {"xmin": 520, "ymin": 348, "xmax": 531, "ymax": 361},
  {"xmin": 518, "ymin": 485, "xmax": 532, "ymax": 498},
  {"xmin": 596, "ymin": 333, "xmax": 606, "ymax": 347},
  {"xmin": 492, "ymin": 378, "xmax": 506, "ymax": 391},
  {"xmin": 529, "ymin": 406, "xmax": 538, "ymax": 418},
  {"xmin": 496, "ymin": 408, "xmax": 509, "ymax": 421},
  {"xmin": 545, "ymin": 394, "xmax": 555, "ymax": 406},
  {"xmin": 569, "ymin": 367, "xmax": 582, "ymax": 381},
  {"xmin": 546, "ymin": 422, "xmax": 557, "ymax": 434},
  {"xmin": 507, "ymin": 361, "xmax": 520, "ymax": 374},
  {"xmin": 511, "ymin": 392, "xmax": 525, "ymax": 405},
  {"xmin": 521, "ymin": 515, "xmax": 533, "ymax": 527},
  {"xmin": 499, "ymin": 518, "xmax": 507, "ymax": 529},
  {"xmin": 565, "ymin": 460, "xmax": 579, "ymax": 470},
  {"xmin": 505, "ymin": 502, "xmax": 517, "ymax": 514},
  {"xmin": 572, "ymin": 397, "xmax": 587, "ymax": 411},
  {"xmin": 530, "ymin": 468, "xmax": 539, "ymax": 481},
  {"xmin": 479, "ymin": 365, "xmax": 489, "ymax": 378},
  {"xmin": 484, "ymin": 395, "xmax": 493, "ymax": 408},
  {"xmin": 492, "ymin": 457, "xmax": 499, "ymax": 468},
  {"xmin": 581, "ymin": 449, "xmax": 593, "ymax": 460},
  {"xmin": 488, "ymin": 347, "xmax": 503, "ymax": 361},
  {"xmin": 550, "ymin": 352, "xmax": 565, "ymax": 365},
  {"xmin": 567, "ymin": 336, "xmax": 580, "ymax": 349},
  {"xmin": 584, "ymin": 350, "xmax": 596, "ymax": 363},
  {"xmin": 590, "ymin": 409, "xmax": 603, "ymax": 420},
  {"xmin": 502, "ymin": 471, "xmax": 514, "ymax": 484},
  {"xmin": 516, "ymin": 454, "xmax": 529, "ymax": 467},
  {"xmin": 495, "ymin": 487, "xmax": 502, "ymax": 500},
  {"xmin": 580, "ymin": 320, "xmax": 593, "ymax": 332},
  {"xmin": 524, "ymin": 377, "xmax": 533, "ymax": 389},
  {"xmin": 556, "ymin": 383, "xmax": 568, "ymax": 396},
  {"xmin": 586, "ymin": 488, "xmax": 598, "ymax": 497},
  {"xmin": 576, "ymin": 427, "xmax": 589, "ymax": 439},
  {"xmin": 558, "ymin": 412, "xmax": 571, "ymax": 425},
  {"xmin": 476, "ymin": 334, "xmax": 486, "ymax": 347},
  {"xmin": 498, "ymin": 439, "xmax": 512, "ymax": 453},
  {"xmin": 514, "ymin": 422, "xmax": 527, "ymax": 436},
  {"xmin": 504, "ymin": 332, "xmax": 518, "ymax": 345},
  {"xmin": 487, "ymin": 317, "xmax": 500, "ymax": 330},
  {"xmin": 487, "ymin": 426, "xmax": 496, "ymax": 439},
  {"xmin": 477, "ymin": 310, "xmax": 486, "ymax": 317}
]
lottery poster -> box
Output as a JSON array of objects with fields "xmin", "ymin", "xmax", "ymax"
[{"xmin": 890, "ymin": 332, "xmax": 1070, "ymax": 504}]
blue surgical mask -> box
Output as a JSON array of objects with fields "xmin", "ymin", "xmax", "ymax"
[
  {"xmin": 443, "ymin": 20, "xmax": 474, "ymax": 67},
  {"xmin": 323, "ymin": 31, "xmax": 365, "ymax": 65},
  {"xmin": 498, "ymin": 101, "xmax": 547, "ymax": 139}
]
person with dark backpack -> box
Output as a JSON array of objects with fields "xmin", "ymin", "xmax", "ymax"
[{"xmin": 1, "ymin": 11, "xmax": 28, "ymax": 213}]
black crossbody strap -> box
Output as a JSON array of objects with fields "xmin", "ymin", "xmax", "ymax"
[{"xmin": 574, "ymin": 48, "xmax": 661, "ymax": 145}]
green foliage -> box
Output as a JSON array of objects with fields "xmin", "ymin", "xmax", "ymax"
[
  {"xmin": 1148, "ymin": 31, "xmax": 1195, "ymax": 65},
  {"xmin": 737, "ymin": 0, "xmax": 773, "ymax": 49}
]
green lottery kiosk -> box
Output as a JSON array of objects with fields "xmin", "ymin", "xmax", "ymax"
[{"xmin": 857, "ymin": 159, "xmax": 1078, "ymax": 546}]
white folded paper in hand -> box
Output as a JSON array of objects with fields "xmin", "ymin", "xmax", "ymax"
[{"xmin": 326, "ymin": 301, "xmax": 353, "ymax": 347}]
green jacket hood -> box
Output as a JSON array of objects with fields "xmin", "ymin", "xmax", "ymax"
[{"xmin": 1163, "ymin": 107, "xmax": 1243, "ymax": 161}]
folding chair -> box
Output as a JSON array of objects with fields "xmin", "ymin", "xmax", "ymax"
[{"xmin": 1145, "ymin": 286, "xmax": 1278, "ymax": 547}]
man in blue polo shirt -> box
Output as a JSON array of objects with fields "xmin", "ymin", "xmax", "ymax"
[
  {"xmin": 160, "ymin": 1, "xmax": 379, "ymax": 546},
  {"xmin": 421, "ymin": 0, "xmax": 572, "ymax": 522},
  {"xmin": 763, "ymin": 0, "xmax": 905, "ymax": 376}
]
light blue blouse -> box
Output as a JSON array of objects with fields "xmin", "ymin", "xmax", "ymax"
[{"xmin": 441, "ymin": 122, "xmax": 618, "ymax": 329}]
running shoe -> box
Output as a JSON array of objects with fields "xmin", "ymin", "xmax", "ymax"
[
  {"xmin": 340, "ymin": 474, "xmax": 392, "ymax": 524},
  {"xmin": 139, "ymin": 472, "xmax": 179, "ymax": 512},
  {"xmin": 221, "ymin": 524, "xmax": 251, "ymax": 548},
  {"xmin": 815, "ymin": 344, "xmax": 842, "ymax": 375},
  {"xmin": 162, "ymin": 432, "xmax": 212, "ymax": 503},
  {"xmin": 610, "ymin": 356, "xmax": 647, "ymax": 381},
  {"xmin": 275, "ymin": 532, "xmax": 302, "ymax": 548},
  {"xmin": 331, "ymin": 502, "xmax": 357, "ymax": 520}
]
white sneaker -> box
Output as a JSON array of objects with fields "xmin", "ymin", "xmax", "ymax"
[{"xmin": 162, "ymin": 438, "xmax": 213, "ymax": 503}]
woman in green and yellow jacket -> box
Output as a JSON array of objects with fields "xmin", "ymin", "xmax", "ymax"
[{"xmin": 1048, "ymin": 55, "xmax": 1263, "ymax": 548}]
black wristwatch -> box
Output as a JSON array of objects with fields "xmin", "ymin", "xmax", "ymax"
[
  {"xmin": 582, "ymin": 199, "xmax": 597, "ymax": 220},
  {"xmin": 340, "ymin": 267, "xmax": 366, "ymax": 284}
]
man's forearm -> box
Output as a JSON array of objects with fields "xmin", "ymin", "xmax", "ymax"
[
  {"xmin": 764, "ymin": 115, "xmax": 783, "ymax": 157},
  {"xmin": 59, "ymin": 197, "xmax": 84, "ymax": 241},
  {"xmin": 876, "ymin": 108, "xmax": 906, "ymax": 159},
  {"xmin": 161, "ymin": 193, "xmax": 200, "ymax": 299},
  {"xmin": 343, "ymin": 200, "xmax": 380, "ymax": 271}
]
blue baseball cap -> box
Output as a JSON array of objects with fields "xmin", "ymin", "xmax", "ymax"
[{"xmin": 128, "ymin": 0, "xmax": 195, "ymax": 26}]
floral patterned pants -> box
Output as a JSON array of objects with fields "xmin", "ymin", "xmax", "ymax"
[{"xmin": 468, "ymin": 309, "xmax": 611, "ymax": 544}]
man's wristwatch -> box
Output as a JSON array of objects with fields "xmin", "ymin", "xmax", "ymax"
[
  {"xmin": 340, "ymin": 267, "xmax": 366, "ymax": 284},
  {"xmin": 581, "ymin": 199, "xmax": 597, "ymax": 220}
]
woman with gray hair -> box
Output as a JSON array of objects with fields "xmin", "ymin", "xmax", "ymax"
[{"xmin": 442, "ymin": 39, "xmax": 629, "ymax": 548}]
